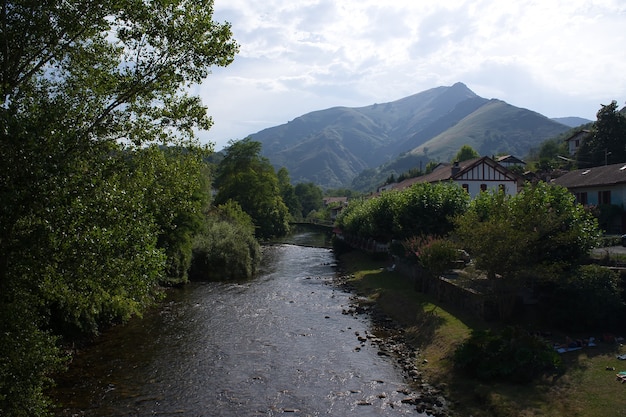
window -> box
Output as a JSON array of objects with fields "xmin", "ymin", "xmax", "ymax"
[
  {"xmin": 462, "ymin": 184, "xmax": 469, "ymax": 193},
  {"xmin": 575, "ymin": 192, "xmax": 588, "ymax": 205},
  {"xmin": 598, "ymin": 190, "xmax": 611, "ymax": 205},
  {"xmin": 480, "ymin": 184, "xmax": 487, "ymax": 192}
]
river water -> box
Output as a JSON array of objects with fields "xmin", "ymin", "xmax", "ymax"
[{"xmin": 53, "ymin": 231, "xmax": 428, "ymax": 416}]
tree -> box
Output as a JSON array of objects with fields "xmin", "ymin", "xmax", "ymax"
[
  {"xmin": 277, "ymin": 167, "xmax": 302, "ymax": 220},
  {"xmin": 453, "ymin": 145, "xmax": 480, "ymax": 162},
  {"xmin": 454, "ymin": 182, "xmax": 601, "ymax": 319},
  {"xmin": 393, "ymin": 182, "xmax": 470, "ymax": 239},
  {"xmin": 577, "ymin": 101, "xmax": 626, "ymax": 167},
  {"xmin": 190, "ymin": 202, "xmax": 261, "ymax": 281},
  {"xmin": 214, "ymin": 138, "xmax": 290, "ymax": 239},
  {"xmin": 544, "ymin": 265, "xmax": 624, "ymax": 330},
  {"xmin": 294, "ymin": 182, "xmax": 324, "ymax": 219},
  {"xmin": 0, "ymin": 1, "xmax": 237, "ymax": 414},
  {"xmin": 133, "ymin": 145, "xmax": 211, "ymax": 285},
  {"xmin": 335, "ymin": 182, "xmax": 469, "ymax": 241}
]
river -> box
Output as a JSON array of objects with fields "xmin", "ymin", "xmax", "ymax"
[{"xmin": 52, "ymin": 231, "xmax": 431, "ymax": 416}]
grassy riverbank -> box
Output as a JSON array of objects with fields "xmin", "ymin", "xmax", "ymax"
[{"xmin": 338, "ymin": 250, "xmax": 626, "ymax": 417}]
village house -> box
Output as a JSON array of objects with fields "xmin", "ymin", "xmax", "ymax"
[
  {"xmin": 322, "ymin": 196, "xmax": 348, "ymax": 220},
  {"xmin": 551, "ymin": 162, "xmax": 626, "ymax": 233},
  {"xmin": 391, "ymin": 156, "xmax": 523, "ymax": 198},
  {"xmin": 496, "ymin": 154, "xmax": 526, "ymax": 169},
  {"xmin": 564, "ymin": 129, "xmax": 591, "ymax": 156}
]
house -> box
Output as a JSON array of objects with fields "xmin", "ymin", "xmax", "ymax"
[
  {"xmin": 564, "ymin": 130, "xmax": 591, "ymax": 156},
  {"xmin": 323, "ymin": 196, "xmax": 348, "ymax": 220},
  {"xmin": 551, "ymin": 162, "xmax": 626, "ymax": 233},
  {"xmin": 392, "ymin": 156, "xmax": 522, "ymax": 198},
  {"xmin": 496, "ymin": 155, "xmax": 526, "ymax": 168}
]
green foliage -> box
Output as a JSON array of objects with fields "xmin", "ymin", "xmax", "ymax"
[
  {"xmin": 403, "ymin": 236, "xmax": 458, "ymax": 276},
  {"xmin": 453, "ymin": 145, "xmax": 480, "ymax": 162},
  {"xmin": 294, "ymin": 182, "xmax": 324, "ymax": 219},
  {"xmin": 0, "ymin": 303, "xmax": 66, "ymax": 417},
  {"xmin": 190, "ymin": 219, "xmax": 261, "ymax": 281},
  {"xmin": 454, "ymin": 327, "xmax": 561, "ymax": 383},
  {"xmin": 325, "ymin": 188, "xmax": 362, "ymax": 198},
  {"xmin": 396, "ymin": 167, "xmax": 423, "ymax": 182},
  {"xmin": 277, "ymin": 167, "xmax": 302, "ymax": 220},
  {"xmin": 425, "ymin": 161, "xmax": 439, "ymax": 174},
  {"xmin": 213, "ymin": 201, "xmax": 256, "ymax": 235},
  {"xmin": 336, "ymin": 183, "xmax": 469, "ymax": 241},
  {"xmin": 214, "ymin": 138, "xmax": 290, "ymax": 239},
  {"xmin": 542, "ymin": 265, "xmax": 624, "ymax": 331},
  {"xmin": 577, "ymin": 101, "xmax": 626, "ymax": 168},
  {"xmin": 134, "ymin": 145, "xmax": 212, "ymax": 285},
  {"xmin": 394, "ymin": 182, "xmax": 470, "ymax": 239},
  {"xmin": 0, "ymin": 0, "xmax": 237, "ymax": 413},
  {"xmin": 455, "ymin": 182, "xmax": 601, "ymax": 281}
]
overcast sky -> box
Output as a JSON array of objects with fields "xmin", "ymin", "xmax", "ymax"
[{"xmin": 197, "ymin": 0, "xmax": 626, "ymax": 151}]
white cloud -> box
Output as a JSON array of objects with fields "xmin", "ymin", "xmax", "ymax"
[{"xmin": 199, "ymin": 0, "xmax": 626, "ymax": 150}]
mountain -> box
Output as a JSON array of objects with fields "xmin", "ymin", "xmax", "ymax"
[
  {"xmin": 409, "ymin": 99, "xmax": 572, "ymax": 162},
  {"xmin": 248, "ymin": 83, "xmax": 572, "ymax": 190},
  {"xmin": 551, "ymin": 117, "xmax": 593, "ymax": 127}
]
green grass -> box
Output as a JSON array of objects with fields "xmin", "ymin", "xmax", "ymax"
[{"xmin": 338, "ymin": 250, "xmax": 626, "ymax": 417}]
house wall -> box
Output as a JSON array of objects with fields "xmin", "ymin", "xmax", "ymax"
[
  {"xmin": 567, "ymin": 139, "xmax": 579, "ymax": 156},
  {"xmin": 570, "ymin": 184, "xmax": 626, "ymax": 207},
  {"xmin": 454, "ymin": 161, "xmax": 519, "ymax": 198},
  {"xmin": 455, "ymin": 180, "xmax": 517, "ymax": 198}
]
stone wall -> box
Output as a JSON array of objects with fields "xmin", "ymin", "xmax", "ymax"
[{"xmin": 395, "ymin": 258, "xmax": 491, "ymax": 320}]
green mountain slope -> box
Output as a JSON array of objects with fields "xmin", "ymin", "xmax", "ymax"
[
  {"xmin": 248, "ymin": 83, "xmax": 571, "ymax": 190},
  {"xmin": 410, "ymin": 99, "xmax": 570, "ymax": 162}
]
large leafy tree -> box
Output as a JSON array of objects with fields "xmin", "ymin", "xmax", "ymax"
[
  {"xmin": 294, "ymin": 182, "xmax": 323, "ymax": 219},
  {"xmin": 0, "ymin": 1, "xmax": 237, "ymax": 414},
  {"xmin": 454, "ymin": 182, "xmax": 600, "ymax": 319},
  {"xmin": 277, "ymin": 167, "xmax": 302, "ymax": 220},
  {"xmin": 214, "ymin": 138, "xmax": 290, "ymax": 239},
  {"xmin": 455, "ymin": 182, "xmax": 600, "ymax": 281},
  {"xmin": 133, "ymin": 145, "xmax": 211, "ymax": 285},
  {"xmin": 453, "ymin": 145, "xmax": 480, "ymax": 162},
  {"xmin": 577, "ymin": 101, "xmax": 626, "ymax": 167}
]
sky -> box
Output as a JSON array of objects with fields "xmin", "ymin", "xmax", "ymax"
[{"xmin": 197, "ymin": 0, "xmax": 626, "ymax": 151}]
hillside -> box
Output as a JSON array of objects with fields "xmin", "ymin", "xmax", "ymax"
[
  {"xmin": 248, "ymin": 83, "xmax": 572, "ymax": 190},
  {"xmin": 551, "ymin": 116, "xmax": 592, "ymax": 127},
  {"xmin": 409, "ymin": 99, "xmax": 570, "ymax": 162}
]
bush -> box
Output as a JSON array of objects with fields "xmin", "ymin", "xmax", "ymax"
[
  {"xmin": 0, "ymin": 303, "xmax": 66, "ymax": 417},
  {"xmin": 189, "ymin": 220, "xmax": 261, "ymax": 281},
  {"xmin": 454, "ymin": 327, "xmax": 561, "ymax": 383},
  {"xmin": 402, "ymin": 235, "xmax": 458, "ymax": 276},
  {"xmin": 543, "ymin": 264, "xmax": 624, "ymax": 331}
]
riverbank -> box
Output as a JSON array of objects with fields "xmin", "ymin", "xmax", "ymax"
[{"xmin": 336, "ymin": 250, "xmax": 626, "ymax": 417}]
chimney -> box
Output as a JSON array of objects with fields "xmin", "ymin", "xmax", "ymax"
[{"xmin": 451, "ymin": 161, "xmax": 460, "ymax": 176}]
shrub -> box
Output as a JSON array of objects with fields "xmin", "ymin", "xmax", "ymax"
[
  {"xmin": 454, "ymin": 327, "xmax": 561, "ymax": 383},
  {"xmin": 402, "ymin": 236, "xmax": 458, "ymax": 276},
  {"xmin": 543, "ymin": 264, "xmax": 624, "ymax": 330},
  {"xmin": 189, "ymin": 220, "xmax": 261, "ymax": 281},
  {"xmin": 0, "ymin": 303, "xmax": 66, "ymax": 417}
]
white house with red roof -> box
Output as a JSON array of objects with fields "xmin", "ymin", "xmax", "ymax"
[{"xmin": 392, "ymin": 156, "xmax": 522, "ymax": 198}]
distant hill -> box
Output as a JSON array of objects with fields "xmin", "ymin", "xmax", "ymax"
[
  {"xmin": 409, "ymin": 99, "xmax": 571, "ymax": 162},
  {"xmin": 248, "ymin": 83, "xmax": 572, "ymax": 190},
  {"xmin": 551, "ymin": 117, "xmax": 593, "ymax": 127}
]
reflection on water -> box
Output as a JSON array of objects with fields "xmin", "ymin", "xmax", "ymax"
[{"xmin": 52, "ymin": 234, "xmax": 427, "ymax": 416}]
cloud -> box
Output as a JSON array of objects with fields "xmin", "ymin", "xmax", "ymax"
[{"xmin": 199, "ymin": 0, "xmax": 626, "ymax": 150}]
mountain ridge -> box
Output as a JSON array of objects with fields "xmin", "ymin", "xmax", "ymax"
[{"xmin": 248, "ymin": 83, "xmax": 579, "ymax": 190}]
